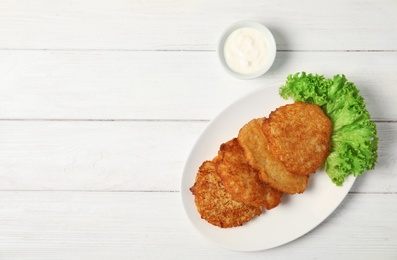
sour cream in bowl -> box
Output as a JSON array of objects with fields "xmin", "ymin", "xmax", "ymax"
[{"xmin": 218, "ymin": 21, "xmax": 276, "ymax": 79}]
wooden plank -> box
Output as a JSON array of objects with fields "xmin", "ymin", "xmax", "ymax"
[
  {"xmin": 0, "ymin": 121, "xmax": 394, "ymax": 192},
  {"xmin": 0, "ymin": 0, "xmax": 396, "ymax": 51},
  {"xmin": 0, "ymin": 191, "xmax": 395, "ymax": 259},
  {"xmin": 0, "ymin": 120, "xmax": 202, "ymax": 191},
  {"xmin": 0, "ymin": 51, "xmax": 396, "ymax": 120}
]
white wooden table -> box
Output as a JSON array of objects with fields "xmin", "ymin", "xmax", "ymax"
[{"xmin": 0, "ymin": 0, "xmax": 396, "ymax": 259}]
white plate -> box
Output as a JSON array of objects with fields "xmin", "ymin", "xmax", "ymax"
[{"xmin": 180, "ymin": 84, "xmax": 356, "ymax": 251}]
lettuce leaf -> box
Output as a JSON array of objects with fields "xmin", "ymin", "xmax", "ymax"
[{"xmin": 279, "ymin": 72, "xmax": 378, "ymax": 185}]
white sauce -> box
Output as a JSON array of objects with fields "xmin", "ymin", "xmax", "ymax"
[{"xmin": 223, "ymin": 27, "xmax": 268, "ymax": 74}]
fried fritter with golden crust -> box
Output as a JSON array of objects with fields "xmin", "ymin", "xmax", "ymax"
[
  {"xmin": 262, "ymin": 102, "xmax": 332, "ymax": 175},
  {"xmin": 190, "ymin": 160, "xmax": 262, "ymax": 228},
  {"xmin": 238, "ymin": 118, "xmax": 309, "ymax": 194},
  {"xmin": 214, "ymin": 138, "xmax": 282, "ymax": 209}
]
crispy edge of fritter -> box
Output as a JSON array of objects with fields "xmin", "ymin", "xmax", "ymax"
[
  {"xmin": 238, "ymin": 118, "xmax": 309, "ymax": 194},
  {"xmin": 262, "ymin": 102, "xmax": 332, "ymax": 175},
  {"xmin": 189, "ymin": 160, "xmax": 262, "ymax": 228},
  {"xmin": 214, "ymin": 138, "xmax": 282, "ymax": 209}
]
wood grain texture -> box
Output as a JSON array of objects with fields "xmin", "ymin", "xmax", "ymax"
[
  {"xmin": 0, "ymin": 192, "xmax": 395, "ymax": 259},
  {"xmin": 0, "ymin": 51, "xmax": 396, "ymax": 120},
  {"xmin": 0, "ymin": 0, "xmax": 396, "ymax": 51},
  {"xmin": 0, "ymin": 121, "xmax": 394, "ymax": 192},
  {"xmin": 0, "ymin": 121, "xmax": 202, "ymax": 191}
]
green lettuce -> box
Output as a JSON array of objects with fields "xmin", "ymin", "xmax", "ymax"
[{"xmin": 279, "ymin": 72, "xmax": 378, "ymax": 185}]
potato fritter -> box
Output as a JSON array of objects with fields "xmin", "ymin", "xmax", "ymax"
[
  {"xmin": 262, "ymin": 102, "xmax": 332, "ymax": 175},
  {"xmin": 214, "ymin": 138, "xmax": 282, "ymax": 209},
  {"xmin": 190, "ymin": 160, "xmax": 262, "ymax": 228},
  {"xmin": 238, "ymin": 118, "xmax": 309, "ymax": 194}
]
